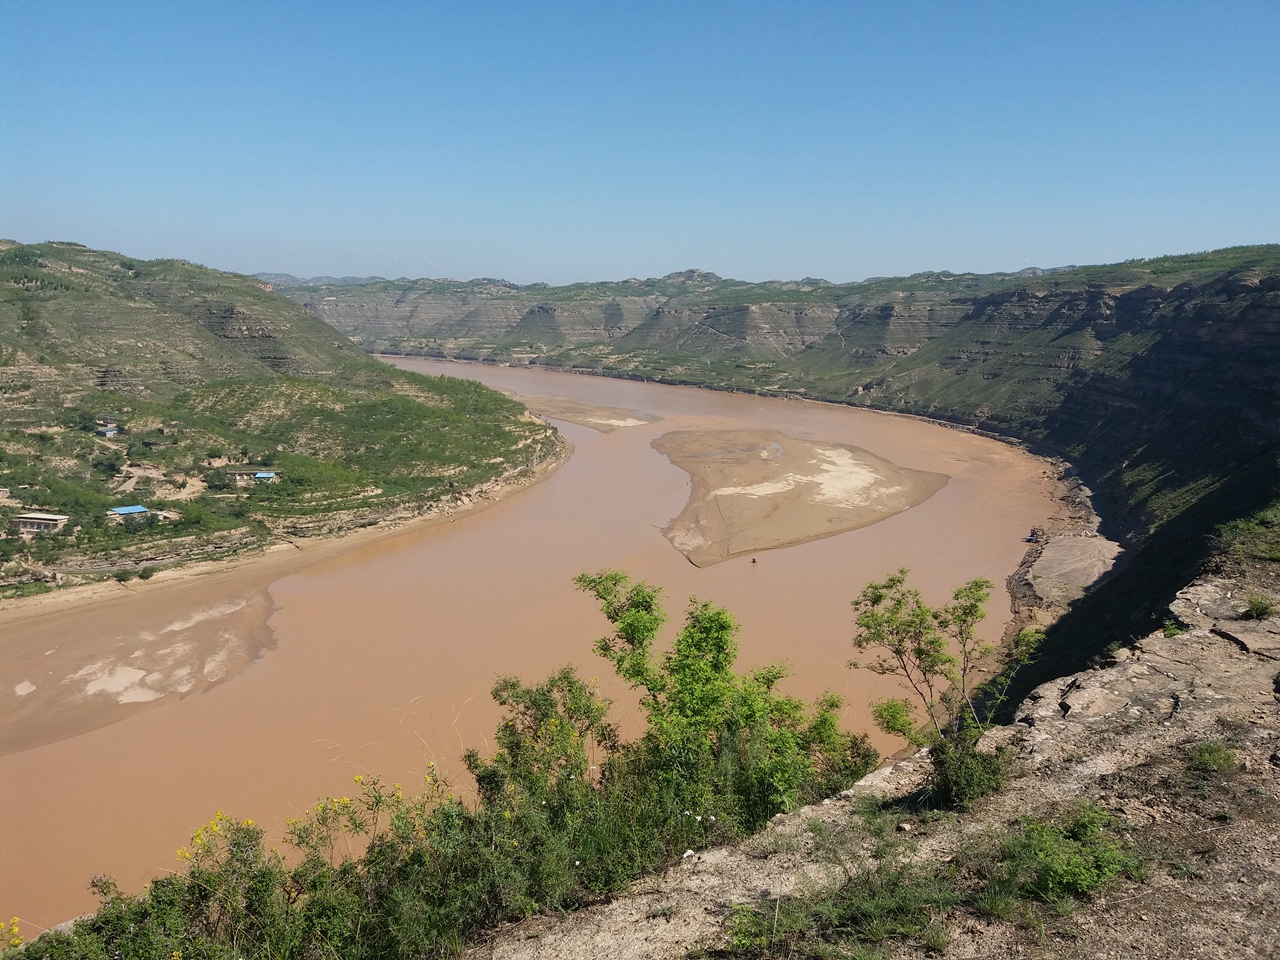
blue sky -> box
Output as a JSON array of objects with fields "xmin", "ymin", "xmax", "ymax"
[{"xmin": 2, "ymin": 1, "xmax": 1277, "ymax": 284}]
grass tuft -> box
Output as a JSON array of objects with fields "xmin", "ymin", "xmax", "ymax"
[
  {"xmin": 1185, "ymin": 740, "xmax": 1239, "ymax": 774},
  {"xmin": 1242, "ymin": 595, "xmax": 1275, "ymax": 620}
]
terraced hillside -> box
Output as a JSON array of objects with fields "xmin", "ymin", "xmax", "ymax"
[
  {"xmin": 0, "ymin": 241, "xmax": 559, "ymax": 596},
  {"xmin": 284, "ymin": 246, "xmax": 1280, "ymax": 689}
]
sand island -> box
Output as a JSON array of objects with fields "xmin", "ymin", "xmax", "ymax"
[
  {"xmin": 520, "ymin": 396, "xmax": 661, "ymax": 432},
  {"xmin": 653, "ymin": 429, "xmax": 949, "ymax": 566}
]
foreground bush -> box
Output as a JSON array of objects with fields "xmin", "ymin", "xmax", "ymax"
[
  {"xmin": 12, "ymin": 571, "xmax": 876, "ymax": 960},
  {"xmin": 850, "ymin": 569, "xmax": 1041, "ymax": 808}
]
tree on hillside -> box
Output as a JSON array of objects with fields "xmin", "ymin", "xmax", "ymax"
[{"xmin": 849, "ymin": 569, "xmax": 1040, "ymax": 807}]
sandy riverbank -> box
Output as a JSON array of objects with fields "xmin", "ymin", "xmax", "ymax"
[
  {"xmin": 519, "ymin": 396, "xmax": 661, "ymax": 432},
  {"xmin": 0, "ymin": 438, "xmax": 572, "ymax": 756}
]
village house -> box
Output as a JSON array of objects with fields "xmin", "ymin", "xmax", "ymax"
[
  {"xmin": 105, "ymin": 505, "xmax": 181, "ymax": 526},
  {"xmin": 10, "ymin": 513, "xmax": 70, "ymax": 538},
  {"xmin": 226, "ymin": 469, "xmax": 281, "ymax": 485},
  {"xmin": 96, "ymin": 424, "xmax": 119, "ymax": 437},
  {"xmin": 106, "ymin": 504, "xmax": 149, "ymax": 523}
]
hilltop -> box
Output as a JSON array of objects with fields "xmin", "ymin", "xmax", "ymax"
[
  {"xmin": 283, "ymin": 245, "xmax": 1280, "ymax": 698},
  {"xmin": 0, "ymin": 241, "xmax": 560, "ymax": 596}
]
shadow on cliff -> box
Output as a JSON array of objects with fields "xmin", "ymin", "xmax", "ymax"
[{"xmin": 996, "ymin": 445, "xmax": 1280, "ymax": 720}]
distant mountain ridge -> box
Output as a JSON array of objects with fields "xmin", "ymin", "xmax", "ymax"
[
  {"xmin": 255, "ymin": 272, "xmax": 401, "ymax": 288},
  {"xmin": 256, "ymin": 264, "xmax": 1079, "ymax": 292}
]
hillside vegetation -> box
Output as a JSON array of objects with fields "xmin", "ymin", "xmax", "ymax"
[
  {"xmin": 286, "ymin": 245, "xmax": 1280, "ymax": 692},
  {"xmin": 0, "ymin": 241, "xmax": 558, "ymax": 595}
]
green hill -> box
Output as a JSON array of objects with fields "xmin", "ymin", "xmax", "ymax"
[
  {"xmin": 0, "ymin": 241, "xmax": 559, "ymax": 594},
  {"xmin": 288, "ymin": 245, "xmax": 1280, "ymax": 692}
]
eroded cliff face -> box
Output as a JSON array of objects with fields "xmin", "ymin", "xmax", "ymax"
[
  {"xmin": 302, "ymin": 290, "xmax": 528, "ymax": 346},
  {"xmin": 504, "ymin": 297, "xmax": 663, "ymax": 347},
  {"xmin": 298, "ymin": 291, "xmax": 853, "ymax": 356},
  {"xmin": 293, "ymin": 262, "xmax": 1280, "ymax": 530},
  {"xmin": 290, "ymin": 287, "xmax": 973, "ymax": 361},
  {"xmin": 288, "ymin": 262, "xmax": 1280, "ymax": 456}
]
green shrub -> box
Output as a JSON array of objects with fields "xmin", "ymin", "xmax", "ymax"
[
  {"xmin": 985, "ymin": 806, "xmax": 1134, "ymax": 904},
  {"xmin": 928, "ymin": 732, "xmax": 1010, "ymax": 810},
  {"xmin": 851, "ymin": 570, "xmax": 1036, "ymax": 809},
  {"xmin": 1242, "ymin": 595, "xmax": 1275, "ymax": 620},
  {"xmin": 138, "ymin": 566, "xmax": 158, "ymax": 580},
  {"xmin": 574, "ymin": 571, "xmax": 878, "ymax": 826},
  {"xmin": 111, "ymin": 569, "xmax": 135, "ymax": 582},
  {"xmin": 204, "ymin": 467, "xmax": 232, "ymax": 491},
  {"xmin": 1186, "ymin": 740, "xmax": 1239, "ymax": 774}
]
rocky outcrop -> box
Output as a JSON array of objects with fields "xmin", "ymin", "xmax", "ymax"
[{"xmin": 505, "ymin": 298, "xmax": 661, "ymax": 347}]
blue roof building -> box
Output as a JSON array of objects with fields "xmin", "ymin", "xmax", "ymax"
[
  {"xmin": 254, "ymin": 471, "xmax": 276, "ymax": 479},
  {"xmin": 109, "ymin": 505, "xmax": 149, "ymax": 516}
]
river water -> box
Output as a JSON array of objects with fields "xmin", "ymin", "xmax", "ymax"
[{"xmin": 0, "ymin": 361, "xmax": 1059, "ymax": 930}]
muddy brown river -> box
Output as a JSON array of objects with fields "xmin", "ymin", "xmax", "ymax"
[{"xmin": 0, "ymin": 361, "xmax": 1062, "ymax": 930}]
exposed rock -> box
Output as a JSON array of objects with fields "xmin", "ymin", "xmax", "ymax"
[
  {"xmin": 1212, "ymin": 620, "xmax": 1280, "ymax": 659},
  {"xmin": 1027, "ymin": 534, "xmax": 1122, "ymax": 603}
]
